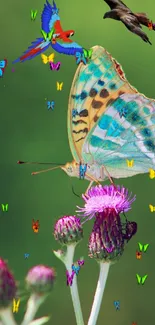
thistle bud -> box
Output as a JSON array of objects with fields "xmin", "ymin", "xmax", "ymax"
[
  {"xmin": 0, "ymin": 258, "xmax": 17, "ymax": 308},
  {"xmin": 54, "ymin": 215, "xmax": 83, "ymax": 245},
  {"xmin": 26, "ymin": 265, "xmax": 56, "ymax": 294}
]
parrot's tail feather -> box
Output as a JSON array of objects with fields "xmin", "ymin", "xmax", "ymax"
[{"xmin": 12, "ymin": 37, "xmax": 50, "ymax": 63}]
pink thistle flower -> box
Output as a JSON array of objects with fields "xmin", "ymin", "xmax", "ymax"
[
  {"xmin": 0, "ymin": 258, "xmax": 17, "ymax": 308},
  {"xmin": 77, "ymin": 185, "xmax": 136, "ymax": 221}
]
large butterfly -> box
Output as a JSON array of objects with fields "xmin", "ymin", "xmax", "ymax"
[
  {"xmin": 59, "ymin": 45, "xmax": 155, "ymax": 191},
  {"xmin": 18, "ymin": 46, "xmax": 155, "ymax": 193}
]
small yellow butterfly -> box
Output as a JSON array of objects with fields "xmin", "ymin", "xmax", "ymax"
[
  {"xmin": 149, "ymin": 204, "xmax": 155, "ymax": 212},
  {"xmin": 57, "ymin": 82, "xmax": 63, "ymax": 91},
  {"xmin": 41, "ymin": 53, "xmax": 55, "ymax": 64},
  {"xmin": 126, "ymin": 159, "xmax": 134, "ymax": 167},
  {"xmin": 149, "ymin": 168, "xmax": 155, "ymax": 179},
  {"xmin": 12, "ymin": 299, "xmax": 20, "ymax": 313}
]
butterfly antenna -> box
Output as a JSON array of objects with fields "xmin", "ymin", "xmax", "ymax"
[{"xmin": 17, "ymin": 161, "xmax": 64, "ymax": 165}]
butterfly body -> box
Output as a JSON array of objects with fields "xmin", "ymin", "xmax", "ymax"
[
  {"xmin": 1, "ymin": 203, "xmax": 8, "ymax": 212},
  {"xmin": 0, "ymin": 59, "xmax": 7, "ymax": 77},
  {"xmin": 60, "ymin": 45, "xmax": 155, "ymax": 187}
]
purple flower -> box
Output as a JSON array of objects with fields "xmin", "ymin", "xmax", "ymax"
[
  {"xmin": 26, "ymin": 265, "xmax": 56, "ymax": 294},
  {"xmin": 54, "ymin": 215, "xmax": 83, "ymax": 245},
  {"xmin": 77, "ymin": 185, "xmax": 136, "ymax": 221},
  {"xmin": 0, "ymin": 258, "xmax": 17, "ymax": 308}
]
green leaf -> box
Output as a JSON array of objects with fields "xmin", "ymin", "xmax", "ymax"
[
  {"xmin": 136, "ymin": 274, "xmax": 141, "ymax": 284},
  {"xmin": 143, "ymin": 244, "xmax": 149, "ymax": 252},
  {"xmin": 29, "ymin": 316, "xmax": 50, "ymax": 325},
  {"xmin": 141, "ymin": 274, "xmax": 148, "ymax": 285},
  {"xmin": 138, "ymin": 242, "xmax": 143, "ymax": 252}
]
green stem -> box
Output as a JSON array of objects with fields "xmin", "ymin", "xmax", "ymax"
[
  {"xmin": 21, "ymin": 294, "xmax": 46, "ymax": 325},
  {"xmin": 87, "ymin": 262, "xmax": 110, "ymax": 325},
  {"xmin": 65, "ymin": 245, "xmax": 85, "ymax": 325},
  {"xmin": 0, "ymin": 308, "xmax": 17, "ymax": 325}
]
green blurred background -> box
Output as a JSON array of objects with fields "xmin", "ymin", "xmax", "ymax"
[{"xmin": 0, "ymin": 0, "xmax": 155, "ymax": 324}]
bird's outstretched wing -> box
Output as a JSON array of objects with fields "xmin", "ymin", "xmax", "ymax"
[
  {"xmin": 103, "ymin": 0, "xmax": 129, "ymax": 10},
  {"xmin": 41, "ymin": 0, "xmax": 60, "ymax": 33},
  {"xmin": 51, "ymin": 39, "xmax": 84, "ymax": 55},
  {"xmin": 121, "ymin": 14, "xmax": 152, "ymax": 44},
  {"xmin": 12, "ymin": 38, "xmax": 51, "ymax": 63}
]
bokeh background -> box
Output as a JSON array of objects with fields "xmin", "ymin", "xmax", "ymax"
[{"xmin": 0, "ymin": 0, "xmax": 155, "ymax": 324}]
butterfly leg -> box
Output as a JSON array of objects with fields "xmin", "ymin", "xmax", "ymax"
[
  {"xmin": 85, "ymin": 180, "xmax": 94, "ymax": 195},
  {"xmin": 101, "ymin": 165, "xmax": 124, "ymax": 198}
]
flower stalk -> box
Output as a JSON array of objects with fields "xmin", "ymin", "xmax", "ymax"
[
  {"xmin": 21, "ymin": 294, "xmax": 47, "ymax": 325},
  {"xmin": 0, "ymin": 307, "xmax": 17, "ymax": 325},
  {"xmin": 87, "ymin": 262, "xmax": 110, "ymax": 325}
]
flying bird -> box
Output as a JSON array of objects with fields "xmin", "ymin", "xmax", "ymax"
[
  {"xmin": 12, "ymin": 1, "xmax": 89, "ymax": 64},
  {"xmin": 103, "ymin": 0, "xmax": 155, "ymax": 44}
]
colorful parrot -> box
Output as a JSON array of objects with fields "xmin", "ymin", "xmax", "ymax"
[{"xmin": 12, "ymin": 1, "xmax": 90, "ymax": 64}]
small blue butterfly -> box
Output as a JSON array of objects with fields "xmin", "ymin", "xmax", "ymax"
[
  {"xmin": 79, "ymin": 163, "xmax": 87, "ymax": 179},
  {"xmin": 24, "ymin": 253, "xmax": 29, "ymax": 259},
  {"xmin": 75, "ymin": 52, "xmax": 87, "ymax": 65},
  {"xmin": 113, "ymin": 300, "xmax": 120, "ymax": 311},
  {"xmin": 72, "ymin": 264, "xmax": 80, "ymax": 275},
  {"xmin": 0, "ymin": 59, "xmax": 7, "ymax": 77},
  {"xmin": 47, "ymin": 101, "xmax": 55, "ymax": 110}
]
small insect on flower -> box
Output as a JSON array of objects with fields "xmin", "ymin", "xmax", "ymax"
[{"xmin": 122, "ymin": 221, "xmax": 137, "ymax": 242}]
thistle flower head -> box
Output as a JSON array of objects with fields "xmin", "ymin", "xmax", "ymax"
[
  {"xmin": 77, "ymin": 185, "xmax": 136, "ymax": 263},
  {"xmin": 26, "ymin": 265, "xmax": 56, "ymax": 294},
  {"xmin": 0, "ymin": 258, "xmax": 17, "ymax": 308},
  {"xmin": 77, "ymin": 185, "xmax": 136, "ymax": 221},
  {"xmin": 54, "ymin": 215, "xmax": 83, "ymax": 245}
]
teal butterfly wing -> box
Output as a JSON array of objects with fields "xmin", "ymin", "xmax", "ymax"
[
  {"xmin": 82, "ymin": 93, "xmax": 155, "ymax": 178},
  {"xmin": 68, "ymin": 45, "xmax": 155, "ymax": 179}
]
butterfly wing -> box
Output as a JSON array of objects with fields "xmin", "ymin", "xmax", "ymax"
[
  {"xmin": 68, "ymin": 45, "xmax": 137, "ymax": 163},
  {"xmin": 57, "ymin": 82, "xmax": 59, "ymax": 89},
  {"xmin": 49, "ymin": 53, "xmax": 55, "ymax": 62},
  {"xmin": 136, "ymin": 274, "xmax": 141, "ymax": 284},
  {"xmin": 34, "ymin": 10, "xmax": 37, "ymax": 19},
  {"xmin": 68, "ymin": 45, "xmax": 155, "ymax": 178},
  {"xmin": 143, "ymin": 244, "xmax": 149, "ymax": 252},
  {"xmin": 41, "ymin": 54, "xmax": 48, "ymax": 64},
  {"xmin": 138, "ymin": 242, "xmax": 143, "ymax": 252},
  {"xmin": 141, "ymin": 274, "xmax": 148, "ymax": 284}
]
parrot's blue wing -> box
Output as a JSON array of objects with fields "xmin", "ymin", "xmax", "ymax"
[
  {"xmin": 51, "ymin": 41, "xmax": 84, "ymax": 55},
  {"xmin": 12, "ymin": 38, "xmax": 51, "ymax": 63},
  {"xmin": 41, "ymin": 0, "xmax": 60, "ymax": 33}
]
